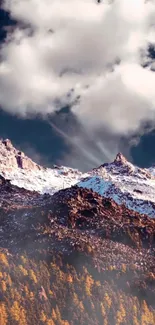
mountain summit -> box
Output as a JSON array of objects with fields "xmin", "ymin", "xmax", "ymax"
[
  {"xmin": 114, "ymin": 152, "xmax": 129, "ymax": 165},
  {"xmin": 0, "ymin": 138, "xmax": 40, "ymax": 171}
]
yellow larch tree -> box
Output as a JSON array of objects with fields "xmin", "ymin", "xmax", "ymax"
[
  {"xmin": 141, "ymin": 300, "xmax": 154, "ymax": 325},
  {"xmin": 29, "ymin": 269, "xmax": 37, "ymax": 283},
  {"xmin": 40, "ymin": 310, "xmax": 47, "ymax": 323},
  {"xmin": 0, "ymin": 303, "xmax": 8, "ymax": 325},
  {"xmin": 19, "ymin": 265, "xmax": 28, "ymax": 276},
  {"xmin": 0, "ymin": 253, "xmax": 8, "ymax": 266},
  {"xmin": 46, "ymin": 320, "xmax": 56, "ymax": 325},
  {"xmin": 85, "ymin": 274, "xmax": 94, "ymax": 297},
  {"xmin": 11, "ymin": 301, "xmax": 27, "ymax": 325},
  {"xmin": 51, "ymin": 308, "xmax": 57, "ymax": 321},
  {"xmin": 116, "ymin": 301, "xmax": 126, "ymax": 325},
  {"xmin": 19, "ymin": 307, "xmax": 27, "ymax": 325},
  {"xmin": 104, "ymin": 293, "xmax": 112, "ymax": 310},
  {"xmin": 10, "ymin": 301, "xmax": 21, "ymax": 322},
  {"xmin": 1, "ymin": 279, "xmax": 7, "ymax": 292}
]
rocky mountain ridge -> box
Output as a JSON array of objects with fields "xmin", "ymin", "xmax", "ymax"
[
  {"xmin": 79, "ymin": 153, "xmax": 155, "ymax": 217},
  {"xmin": 0, "ymin": 175, "xmax": 154, "ymax": 268},
  {"xmin": 0, "ymin": 139, "xmax": 84, "ymax": 195},
  {"xmin": 1, "ymin": 139, "xmax": 155, "ymax": 217}
]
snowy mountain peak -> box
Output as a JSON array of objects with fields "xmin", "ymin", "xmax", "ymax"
[
  {"xmin": 92, "ymin": 152, "xmax": 135, "ymax": 178},
  {"xmin": 114, "ymin": 152, "xmax": 129, "ymax": 165},
  {"xmin": 0, "ymin": 138, "xmax": 85, "ymax": 195},
  {"xmin": 78, "ymin": 153, "xmax": 155, "ymax": 217}
]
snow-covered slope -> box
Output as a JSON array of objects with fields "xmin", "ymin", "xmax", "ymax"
[
  {"xmin": 2, "ymin": 165, "xmax": 84, "ymax": 195},
  {"xmin": 0, "ymin": 139, "xmax": 86, "ymax": 195},
  {"xmin": 78, "ymin": 153, "xmax": 155, "ymax": 217},
  {"xmin": 1, "ymin": 139, "xmax": 155, "ymax": 217}
]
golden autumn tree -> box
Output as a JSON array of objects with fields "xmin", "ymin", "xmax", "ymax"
[
  {"xmin": 0, "ymin": 253, "xmax": 8, "ymax": 266},
  {"xmin": 66, "ymin": 274, "xmax": 73, "ymax": 283},
  {"xmin": 116, "ymin": 301, "xmax": 126, "ymax": 325},
  {"xmin": 141, "ymin": 300, "xmax": 154, "ymax": 325},
  {"xmin": 11, "ymin": 301, "xmax": 21, "ymax": 322},
  {"xmin": 29, "ymin": 269, "xmax": 37, "ymax": 284},
  {"xmin": 1, "ymin": 279, "xmax": 7, "ymax": 292},
  {"xmin": 40, "ymin": 310, "xmax": 47, "ymax": 323},
  {"xmin": 85, "ymin": 274, "xmax": 94, "ymax": 297},
  {"xmin": 61, "ymin": 321, "xmax": 70, "ymax": 325},
  {"xmin": 100, "ymin": 302, "xmax": 106, "ymax": 317},
  {"xmin": 46, "ymin": 320, "xmax": 56, "ymax": 325},
  {"xmin": 19, "ymin": 264, "xmax": 28, "ymax": 276},
  {"xmin": 51, "ymin": 308, "xmax": 57, "ymax": 321},
  {"xmin": 104, "ymin": 293, "xmax": 112, "ymax": 310},
  {"xmin": 132, "ymin": 304, "xmax": 140, "ymax": 325},
  {"xmin": 0, "ymin": 303, "xmax": 8, "ymax": 325},
  {"xmin": 19, "ymin": 307, "xmax": 27, "ymax": 325},
  {"xmin": 11, "ymin": 300, "xmax": 27, "ymax": 325}
]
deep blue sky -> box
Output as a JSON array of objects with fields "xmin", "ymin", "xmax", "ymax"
[
  {"xmin": 0, "ymin": 109, "xmax": 69, "ymax": 166},
  {"xmin": 0, "ymin": 8, "xmax": 155, "ymax": 169}
]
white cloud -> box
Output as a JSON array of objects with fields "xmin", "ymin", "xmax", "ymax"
[
  {"xmin": 74, "ymin": 63, "xmax": 155, "ymax": 135},
  {"xmin": 0, "ymin": 0, "xmax": 155, "ymax": 165}
]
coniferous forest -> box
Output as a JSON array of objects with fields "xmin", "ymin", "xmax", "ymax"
[{"xmin": 0, "ymin": 168, "xmax": 154, "ymax": 325}]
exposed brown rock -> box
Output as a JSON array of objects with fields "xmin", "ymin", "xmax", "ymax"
[
  {"xmin": 114, "ymin": 152, "xmax": 128, "ymax": 165},
  {"xmin": 50, "ymin": 186, "xmax": 155, "ymax": 249},
  {"xmin": 0, "ymin": 138, "xmax": 41, "ymax": 171}
]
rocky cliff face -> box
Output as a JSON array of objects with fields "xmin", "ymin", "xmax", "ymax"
[{"xmin": 0, "ymin": 139, "xmax": 41, "ymax": 171}]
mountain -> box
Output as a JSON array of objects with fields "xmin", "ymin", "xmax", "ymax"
[
  {"xmin": 79, "ymin": 152, "xmax": 155, "ymax": 217},
  {"xmin": 0, "ymin": 138, "xmax": 84, "ymax": 194},
  {"xmin": 0, "ymin": 139, "xmax": 154, "ymax": 324},
  {"xmin": 1, "ymin": 139, "xmax": 155, "ymax": 217},
  {"xmin": 0, "ymin": 182, "xmax": 154, "ymax": 253}
]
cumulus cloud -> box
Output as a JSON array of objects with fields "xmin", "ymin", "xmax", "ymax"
[
  {"xmin": 74, "ymin": 64, "xmax": 155, "ymax": 135},
  {"xmin": 0, "ymin": 0, "xmax": 155, "ymax": 166}
]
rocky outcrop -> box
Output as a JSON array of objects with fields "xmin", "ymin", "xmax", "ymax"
[
  {"xmin": 114, "ymin": 152, "xmax": 129, "ymax": 165},
  {"xmin": 50, "ymin": 186, "xmax": 155, "ymax": 249},
  {"xmin": 0, "ymin": 138, "xmax": 41, "ymax": 171}
]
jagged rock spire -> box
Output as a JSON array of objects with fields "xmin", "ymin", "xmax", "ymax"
[{"xmin": 114, "ymin": 152, "xmax": 128, "ymax": 165}]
